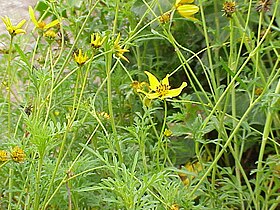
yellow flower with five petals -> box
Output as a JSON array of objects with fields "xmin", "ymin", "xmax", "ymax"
[
  {"xmin": 29, "ymin": 6, "xmax": 60, "ymax": 30},
  {"xmin": 138, "ymin": 71, "xmax": 187, "ymax": 100},
  {"xmin": 114, "ymin": 33, "xmax": 129, "ymax": 63},
  {"xmin": 1, "ymin": 16, "xmax": 26, "ymax": 36},
  {"xmin": 91, "ymin": 32, "xmax": 106, "ymax": 49},
  {"xmin": 73, "ymin": 49, "xmax": 88, "ymax": 66},
  {"xmin": 175, "ymin": 0, "xmax": 199, "ymax": 20}
]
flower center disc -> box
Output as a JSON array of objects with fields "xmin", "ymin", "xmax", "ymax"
[{"xmin": 156, "ymin": 84, "xmax": 170, "ymax": 96}]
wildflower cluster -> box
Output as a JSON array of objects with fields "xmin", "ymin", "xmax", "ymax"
[{"xmin": 73, "ymin": 31, "xmax": 130, "ymax": 66}]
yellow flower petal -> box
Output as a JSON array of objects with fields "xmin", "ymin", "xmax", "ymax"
[
  {"xmin": 176, "ymin": 0, "xmax": 194, "ymax": 6},
  {"xmin": 146, "ymin": 92, "xmax": 161, "ymax": 99},
  {"xmin": 29, "ymin": 6, "xmax": 39, "ymax": 28},
  {"xmin": 14, "ymin": 29, "xmax": 26, "ymax": 34},
  {"xmin": 16, "ymin": 19, "xmax": 26, "ymax": 29},
  {"xmin": 177, "ymin": 5, "xmax": 199, "ymax": 18},
  {"xmin": 44, "ymin": 19, "xmax": 60, "ymax": 30},
  {"xmin": 144, "ymin": 71, "xmax": 160, "ymax": 91},
  {"xmin": 114, "ymin": 33, "xmax": 121, "ymax": 46},
  {"xmin": 164, "ymin": 82, "xmax": 187, "ymax": 99},
  {"xmin": 116, "ymin": 53, "xmax": 130, "ymax": 63},
  {"xmin": 162, "ymin": 74, "xmax": 170, "ymax": 86},
  {"xmin": 180, "ymin": 0, "xmax": 195, "ymax": 3},
  {"xmin": 1, "ymin": 16, "xmax": 9, "ymax": 27},
  {"xmin": 114, "ymin": 33, "xmax": 129, "ymax": 62},
  {"xmin": 29, "ymin": 6, "xmax": 59, "ymax": 30}
]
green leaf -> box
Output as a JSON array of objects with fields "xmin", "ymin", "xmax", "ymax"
[{"xmin": 14, "ymin": 44, "xmax": 31, "ymax": 68}]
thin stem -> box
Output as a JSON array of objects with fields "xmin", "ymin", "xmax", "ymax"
[
  {"xmin": 8, "ymin": 168, "xmax": 13, "ymax": 210},
  {"xmin": 44, "ymin": 46, "xmax": 55, "ymax": 126},
  {"xmin": 7, "ymin": 35, "xmax": 14, "ymax": 138},
  {"xmin": 229, "ymin": 14, "xmax": 244, "ymax": 210},
  {"xmin": 44, "ymin": 125, "xmax": 100, "ymax": 208},
  {"xmin": 156, "ymin": 100, "xmax": 168, "ymax": 169},
  {"xmin": 106, "ymin": 2, "xmax": 123, "ymax": 163},
  {"xmin": 198, "ymin": 0, "xmax": 217, "ymax": 101},
  {"xmin": 53, "ymin": 0, "xmax": 100, "ymax": 85},
  {"xmin": 255, "ymin": 78, "xmax": 280, "ymax": 208},
  {"xmin": 34, "ymin": 156, "xmax": 44, "ymax": 209}
]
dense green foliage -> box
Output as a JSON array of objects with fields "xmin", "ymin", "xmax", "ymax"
[{"xmin": 1, "ymin": 0, "xmax": 280, "ymax": 209}]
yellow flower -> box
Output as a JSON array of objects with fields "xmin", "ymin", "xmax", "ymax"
[
  {"xmin": 138, "ymin": 71, "xmax": 187, "ymax": 100},
  {"xmin": 54, "ymin": 110, "xmax": 60, "ymax": 116},
  {"xmin": 114, "ymin": 33, "xmax": 129, "ymax": 63},
  {"xmin": 29, "ymin": 6, "xmax": 60, "ymax": 30},
  {"xmin": 99, "ymin": 111, "xmax": 110, "ymax": 120},
  {"xmin": 159, "ymin": 12, "xmax": 171, "ymax": 24},
  {"xmin": 255, "ymin": 87, "xmax": 263, "ymax": 96},
  {"xmin": 1, "ymin": 16, "xmax": 26, "ymax": 36},
  {"xmin": 179, "ymin": 161, "xmax": 202, "ymax": 186},
  {"xmin": 91, "ymin": 32, "xmax": 106, "ymax": 48},
  {"xmin": 170, "ymin": 204, "xmax": 179, "ymax": 210},
  {"xmin": 73, "ymin": 49, "xmax": 88, "ymax": 66},
  {"xmin": 164, "ymin": 129, "xmax": 173, "ymax": 137},
  {"xmin": 11, "ymin": 146, "xmax": 25, "ymax": 163},
  {"xmin": 130, "ymin": 81, "xmax": 148, "ymax": 92},
  {"xmin": 44, "ymin": 30, "xmax": 57, "ymax": 39},
  {"xmin": 0, "ymin": 150, "xmax": 9, "ymax": 162},
  {"xmin": 175, "ymin": 0, "xmax": 199, "ymax": 20}
]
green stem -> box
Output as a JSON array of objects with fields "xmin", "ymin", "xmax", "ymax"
[
  {"xmin": 189, "ymin": 94, "xmax": 262, "ymax": 207},
  {"xmin": 198, "ymin": 0, "xmax": 217, "ymax": 101},
  {"xmin": 42, "ymin": 58, "xmax": 91, "ymax": 208},
  {"xmin": 44, "ymin": 125, "xmax": 100, "ymax": 207},
  {"xmin": 229, "ymin": 15, "xmax": 244, "ymax": 210},
  {"xmin": 255, "ymin": 78, "xmax": 280, "ymax": 209},
  {"xmin": 53, "ymin": 0, "xmax": 100, "ymax": 86},
  {"xmin": 34, "ymin": 156, "xmax": 44, "ymax": 209},
  {"xmin": 157, "ymin": 100, "xmax": 169, "ymax": 169},
  {"xmin": 7, "ymin": 35, "xmax": 14, "ymax": 138},
  {"xmin": 44, "ymin": 46, "xmax": 54, "ymax": 126},
  {"xmin": 105, "ymin": 51, "xmax": 123, "ymax": 163},
  {"xmin": 105, "ymin": 0, "xmax": 123, "ymax": 163},
  {"xmin": 8, "ymin": 168, "xmax": 13, "ymax": 210}
]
